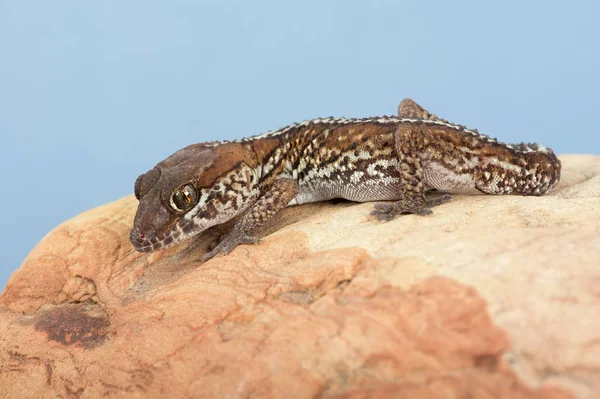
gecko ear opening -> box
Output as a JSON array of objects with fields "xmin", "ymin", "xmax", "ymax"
[
  {"xmin": 134, "ymin": 168, "xmax": 162, "ymax": 201},
  {"xmin": 134, "ymin": 175, "xmax": 143, "ymax": 200}
]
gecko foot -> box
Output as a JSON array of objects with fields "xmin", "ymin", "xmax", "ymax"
[
  {"xmin": 426, "ymin": 194, "xmax": 453, "ymax": 207},
  {"xmin": 202, "ymin": 231, "xmax": 260, "ymax": 261},
  {"xmin": 371, "ymin": 202, "xmax": 432, "ymax": 221},
  {"xmin": 371, "ymin": 194, "xmax": 452, "ymax": 221}
]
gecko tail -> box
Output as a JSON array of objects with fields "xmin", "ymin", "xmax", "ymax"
[
  {"xmin": 474, "ymin": 142, "xmax": 561, "ymax": 196},
  {"xmin": 507, "ymin": 142, "xmax": 555, "ymax": 155}
]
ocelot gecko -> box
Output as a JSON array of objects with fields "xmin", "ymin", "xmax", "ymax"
[{"xmin": 130, "ymin": 99, "xmax": 560, "ymax": 259}]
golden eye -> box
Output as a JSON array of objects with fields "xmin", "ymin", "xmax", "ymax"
[{"xmin": 170, "ymin": 183, "xmax": 198, "ymax": 212}]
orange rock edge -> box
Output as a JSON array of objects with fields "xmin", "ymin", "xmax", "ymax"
[{"xmin": 2, "ymin": 155, "xmax": 599, "ymax": 398}]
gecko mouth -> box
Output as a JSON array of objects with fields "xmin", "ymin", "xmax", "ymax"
[{"xmin": 130, "ymin": 222, "xmax": 188, "ymax": 252}]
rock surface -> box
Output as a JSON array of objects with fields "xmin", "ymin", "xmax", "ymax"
[{"xmin": 1, "ymin": 154, "xmax": 598, "ymax": 398}]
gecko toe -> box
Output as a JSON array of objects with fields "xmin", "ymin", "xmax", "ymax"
[
  {"xmin": 427, "ymin": 194, "xmax": 452, "ymax": 207},
  {"xmin": 202, "ymin": 231, "xmax": 260, "ymax": 261},
  {"xmin": 373, "ymin": 212, "xmax": 396, "ymax": 222},
  {"xmin": 371, "ymin": 202, "xmax": 397, "ymax": 221},
  {"xmin": 201, "ymin": 249, "xmax": 219, "ymax": 262},
  {"xmin": 410, "ymin": 207, "xmax": 433, "ymax": 215},
  {"xmin": 371, "ymin": 200, "xmax": 434, "ymax": 220}
]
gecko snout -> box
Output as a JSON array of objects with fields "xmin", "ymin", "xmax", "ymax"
[
  {"xmin": 130, "ymin": 227, "xmax": 150, "ymax": 246},
  {"xmin": 130, "ymin": 224, "xmax": 181, "ymax": 252}
]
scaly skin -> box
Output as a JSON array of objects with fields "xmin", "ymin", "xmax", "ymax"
[{"xmin": 130, "ymin": 99, "xmax": 561, "ymax": 259}]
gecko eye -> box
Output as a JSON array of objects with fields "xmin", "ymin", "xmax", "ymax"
[{"xmin": 170, "ymin": 183, "xmax": 199, "ymax": 212}]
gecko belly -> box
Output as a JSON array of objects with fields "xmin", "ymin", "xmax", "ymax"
[
  {"xmin": 289, "ymin": 176, "xmax": 403, "ymax": 205},
  {"xmin": 422, "ymin": 161, "xmax": 480, "ymax": 194}
]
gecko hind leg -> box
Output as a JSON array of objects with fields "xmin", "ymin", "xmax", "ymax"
[
  {"xmin": 372, "ymin": 121, "xmax": 452, "ymax": 222},
  {"xmin": 371, "ymin": 194, "xmax": 452, "ymax": 221}
]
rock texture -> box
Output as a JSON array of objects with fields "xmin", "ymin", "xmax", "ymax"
[{"xmin": 1, "ymin": 154, "xmax": 598, "ymax": 399}]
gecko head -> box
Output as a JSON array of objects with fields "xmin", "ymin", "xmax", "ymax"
[{"xmin": 130, "ymin": 143, "xmax": 258, "ymax": 252}]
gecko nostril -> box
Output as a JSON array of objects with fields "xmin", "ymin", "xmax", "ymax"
[{"xmin": 131, "ymin": 227, "xmax": 147, "ymax": 242}]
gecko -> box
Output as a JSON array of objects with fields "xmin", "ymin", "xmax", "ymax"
[{"xmin": 130, "ymin": 99, "xmax": 561, "ymax": 260}]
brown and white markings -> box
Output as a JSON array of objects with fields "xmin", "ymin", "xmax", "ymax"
[{"xmin": 130, "ymin": 98, "xmax": 561, "ymax": 259}]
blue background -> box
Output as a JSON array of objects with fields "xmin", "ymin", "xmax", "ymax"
[{"xmin": 1, "ymin": 1, "xmax": 599, "ymax": 290}]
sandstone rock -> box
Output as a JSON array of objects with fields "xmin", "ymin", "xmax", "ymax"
[{"xmin": 1, "ymin": 155, "xmax": 598, "ymax": 398}]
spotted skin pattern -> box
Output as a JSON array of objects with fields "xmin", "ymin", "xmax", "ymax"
[{"xmin": 130, "ymin": 99, "xmax": 561, "ymax": 259}]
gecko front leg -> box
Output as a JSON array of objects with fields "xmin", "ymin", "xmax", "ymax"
[{"xmin": 202, "ymin": 178, "xmax": 299, "ymax": 260}]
